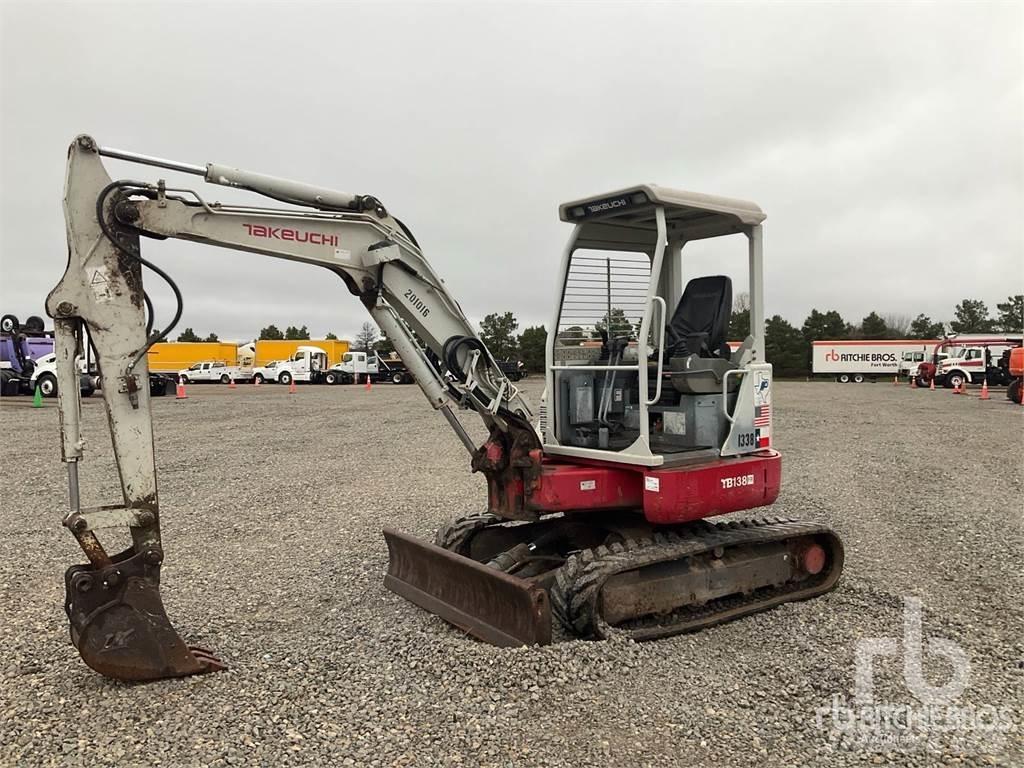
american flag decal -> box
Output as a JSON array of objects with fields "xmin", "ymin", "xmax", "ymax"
[{"xmin": 753, "ymin": 403, "xmax": 771, "ymax": 427}]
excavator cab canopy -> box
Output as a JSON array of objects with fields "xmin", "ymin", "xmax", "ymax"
[
  {"xmin": 559, "ymin": 184, "xmax": 765, "ymax": 248},
  {"xmin": 544, "ymin": 185, "xmax": 768, "ymax": 468}
]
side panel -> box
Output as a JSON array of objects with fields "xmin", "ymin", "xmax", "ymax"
[
  {"xmin": 642, "ymin": 451, "xmax": 781, "ymax": 525},
  {"xmin": 527, "ymin": 463, "xmax": 643, "ymax": 512}
]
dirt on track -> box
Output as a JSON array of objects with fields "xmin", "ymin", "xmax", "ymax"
[{"xmin": 1, "ymin": 380, "xmax": 1021, "ymax": 767}]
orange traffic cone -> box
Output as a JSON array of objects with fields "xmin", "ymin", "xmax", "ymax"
[
  {"xmin": 254, "ymin": 376, "xmax": 261, "ymax": 387},
  {"xmin": 893, "ymin": 375, "xmax": 899, "ymax": 386},
  {"xmin": 910, "ymin": 376, "xmax": 918, "ymax": 389},
  {"xmin": 365, "ymin": 375, "xmax": 372, "ymax": 391},
  {"xmin": 176, "ymin": 376, "xmax": 187, "ymax": 400},
  {"xmin": 953, "ymin": 381, "xmax": 961, "ymax": 395},
  {"xmin": 289, "ymin": 379, "xmax": 297, "ymax": 394},
  {"xmin": 228, "ymin": 377, "xmax": 237, "ymax": 389},
  {"xmin": 929, "ymin": 378, "xmax": 935, "ymax": 391},
  {"xmin": 979, "ymin": 379, "xmax": 990, "ymax": 400}
]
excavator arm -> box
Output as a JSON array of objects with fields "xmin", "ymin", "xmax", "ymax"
[{"xmin": 47, "ymin": 135, "xmax": 542, "ymax": 680}]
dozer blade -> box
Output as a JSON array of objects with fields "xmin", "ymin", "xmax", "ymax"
[
  {"xmin": 383, "ymin": 528, "xmax": 551, "ymax": 647},
  {"xmin": 64, "ymin": 548, "xmax": 225, "ymax": 682}
]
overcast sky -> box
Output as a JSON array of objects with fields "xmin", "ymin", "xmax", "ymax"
[{"xmin": 1, "ymin": 1, "xmax": 1021, "ymax": 343}]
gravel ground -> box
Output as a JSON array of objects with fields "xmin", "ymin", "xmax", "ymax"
[{"xmin": 1, "ymin": 379, "xmax": 1021, "ymax": 767}]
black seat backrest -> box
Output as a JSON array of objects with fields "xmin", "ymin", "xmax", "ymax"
[{"xmin": 665, "ymin": 275, "xmax": 733, "ymax": 358}]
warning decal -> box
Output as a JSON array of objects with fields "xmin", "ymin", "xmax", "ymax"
[{"xmin": 89, "ymin": 266, "xmax": 114, "ymax": 302}]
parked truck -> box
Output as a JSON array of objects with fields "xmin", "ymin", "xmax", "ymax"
[
  {"xmin": 1004, "ymin": 347, "xmax": 1023, "ymax": 404},
  {"xmin": 331, "ymin": 351, "xmax": 415, "ymax": 384},
  {"xmin": 253, "ymin": 339, "xmax": 349, "ymax": 368},
  {"xmin": 933, "ymin": 335, "xmax": 1023, "ymax": 389},
  {"xmin": 1, "ymin": 314, "xmax": 97, "ymax": 397},
  {"xmin": 252, "ymin": 345, "xmax": 331, "ymax": 385},
  {"xmin": 811, "ymin": 340, "xmax": 944, "ymax": 383},
  {"xmin": 177, "ymin": 360, "xmax": 248, "ymax": 384}
]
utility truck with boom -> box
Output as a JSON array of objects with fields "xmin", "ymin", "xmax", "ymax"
[
  {"xmin": 333, "ymin": 351, "xmax": 414, "ymax": 384},
  {"xmin": 47, "ymin": 136, "xmax": 844, "ymax": 682}
]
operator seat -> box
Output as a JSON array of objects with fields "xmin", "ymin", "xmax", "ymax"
[
  {"xmin": 665, "ymin": 275, "xmax": 732, "ymax": 359},
  {"xmin": 663, "ymin": 275, "xmax": 740, "ymax": 394}
]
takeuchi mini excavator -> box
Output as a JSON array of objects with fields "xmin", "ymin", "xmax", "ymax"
[{"xmin": 49, "ymin": 135, "xmax": 844, "ymax": 681}]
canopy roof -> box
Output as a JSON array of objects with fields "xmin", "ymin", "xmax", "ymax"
[{"xmin": 559, "ymin": 184, "xmax": 765, "ymax": 250}]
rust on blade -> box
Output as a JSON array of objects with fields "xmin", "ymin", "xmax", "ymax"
[{"xmin": 383, "ymin": 527, "xmax": 551, "ymax": 647}]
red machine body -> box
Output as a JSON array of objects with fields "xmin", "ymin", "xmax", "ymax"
[{"xmin": 525, "ymin": 451, "xmax": 782, "ymax": 525}]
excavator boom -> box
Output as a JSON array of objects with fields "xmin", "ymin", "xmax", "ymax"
[{"xmin": 49, "ymin": 136, "xmax": 544, "ymax": 679}]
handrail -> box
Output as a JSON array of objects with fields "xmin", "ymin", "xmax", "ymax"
[
  {"xmin": 549, "ymin": 364, "xmax": 639, "ymax": 372},
  {"xmin": 644, "ymin": 296, "xmax": 668, "ymax": 406},
  {"xmin": 722, "ymin": 368, "xmax": 747, "ymax": 423}
]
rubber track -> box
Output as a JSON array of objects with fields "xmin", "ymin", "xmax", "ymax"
[
  {"xmin": 433, "ymin": 513, "xmax": 500, "ymax": 555},
  {"xmin": 551, "ymin": 517, "xmax": 844, "ymax": 642}
]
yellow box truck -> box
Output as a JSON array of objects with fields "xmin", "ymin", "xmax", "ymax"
[{"xmin": 147, "ymin": 342, "xmax": 240, "ymax": 374}]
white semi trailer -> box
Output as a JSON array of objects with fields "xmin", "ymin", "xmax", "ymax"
[{"xmin": 811, "ymin": 340, "xmax": 942, "ymax": 383}]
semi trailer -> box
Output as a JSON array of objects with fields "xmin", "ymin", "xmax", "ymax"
[
  {"xmin": 146, "ymin": 341, "xmax": 241, "ymax": 374},
  {"xmin": 811, "ymin": 339, "xmax": 942, "ymax": 382}
]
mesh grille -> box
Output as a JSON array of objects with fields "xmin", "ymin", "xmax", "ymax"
[{"xmin": 556, "ymin": 252, "xmax": 651, "ymax": 350}]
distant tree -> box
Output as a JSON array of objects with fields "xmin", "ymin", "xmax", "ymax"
[
  {"xmin": 801, "ymin": 309, "xmax": 849, "ymax": 342},
  {"xmin": 373, "ymin": 333, "xmax": 396, "ymax": 356},
  {"xmin": 950, "ymin": 299, "xmax": 994, "ymax": 333},
  {"xmin": 594, "ymin": 307, "xmax": 633, "ymax": 339},
  {"xmin": 995, "ymin": 295, "xmax": 1023, "ymax": 333},
  {"xmin": 909, "ymin": 314, "xmax": 945, "ymax": 339},
  {"xmin": 176, "ymin": 327, "xmax": 201, "ymax": 342},
  {"xmin": 259, "ymin": 324, "xmax": 284, "ymax": 340},
  {"xmin": 728, "ymin": 292, "xmax": 750, "ymax": 340},
  {"xmin": 354, "ymin": 321, "xmax": 378, "ymax": 352},
  {"xmin": 204, "ymin": 332, "xmax": 219, "ymax": 342},
  {"xmin": 881, "ymin": 313, "xmax": 912, "ymax": 338},
  {"xmin": 859, "ymin": 312, "xmax": 889, "ymax": 340},
  {"xmin": 765, "ymin": 315, "xmax": 807, "ymax": 377},
  {"xmin": 284, "ymin": 325, "xmax": 310, "ymax": 340},
  {"xmin": 558, "ymin": 326, "xmax": 586, "ymax": 346},
  {"xmin": 324, "ymin": 331, "xmax": 338, "ymax": 340},
  {"xmin": 517, "ymin": 325, "xmax": 547, "ymax": 371},
  {"xmin": 480, "ymin": 312, "xmax": 519, "ymax": 360}
]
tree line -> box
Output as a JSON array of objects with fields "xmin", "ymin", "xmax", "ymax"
[
  {"xmin": 480, "ymin": 294, "xmax": 1023, "ymax": 375},
  {"xmin": 173, "ymin": 294, "xmax": 1022, "ymax": 376},
  {"xmin": 739, "ymin": 294, "xmax": 1022, "ymax": 377}
]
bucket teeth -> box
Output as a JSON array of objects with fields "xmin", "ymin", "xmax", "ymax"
[{"xmin": 64, "ymin": 548, "xmax": 224, "ymax": 681}]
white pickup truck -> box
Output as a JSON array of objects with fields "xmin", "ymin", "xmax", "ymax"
[
  {"xmin": 252, "ymin": 346, "xmax": 331, "ymax": 385},
  {"xmin": 177, "ymin": 360, "xmax": 247, "ymax": 384}
]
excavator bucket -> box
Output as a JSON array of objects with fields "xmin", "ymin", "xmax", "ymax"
[
  {"xmin": 64, "ymin": 548, "xmax": 224, "ymax": 681},
  {"xmin": 383, "ymin": 528, "xmax": 551, "ymax": 647}
]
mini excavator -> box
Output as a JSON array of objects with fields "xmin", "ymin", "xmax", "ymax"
[{"xmin": 49, "ymin": 135, "xmax": 843, "ymax": 681}]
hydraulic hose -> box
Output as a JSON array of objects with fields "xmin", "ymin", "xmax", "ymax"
[{"xmin": 95, "ymin": 181, "xmax": 183, "ymax": 374}]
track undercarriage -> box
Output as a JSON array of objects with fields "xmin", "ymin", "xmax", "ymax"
[{"xmin": 385, "ymin": 511, "xmax": 843, "ymax": 645}]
